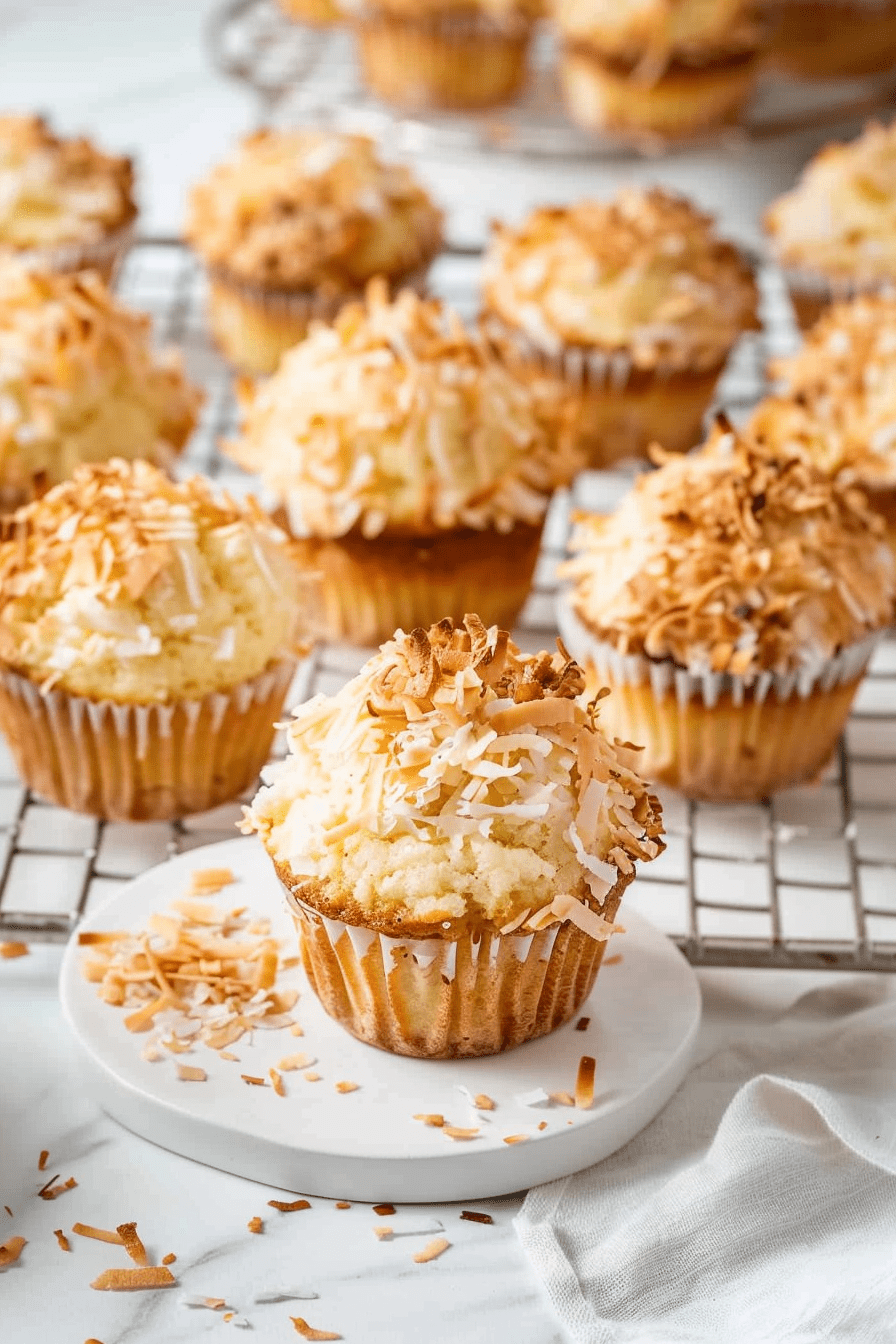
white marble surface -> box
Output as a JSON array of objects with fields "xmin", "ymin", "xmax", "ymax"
[{"xmin": 0, "ymin": 4, "xmax": 893, "ymax": 1340}]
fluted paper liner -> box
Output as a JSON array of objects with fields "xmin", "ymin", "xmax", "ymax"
[
  {"xmin": 782, "ymin": 266, "xmax": 896, "ymax": 332},
  {"xmin": 282, "ymin": 871, "xmax": 631, "ymax": 1058},
  {"xmin": 0, "ymin": 658, "xmax": 296, "ymax": 821},
  {"xmin": 12, "ymin": 221, "xmax": 135, "ymax": 286},
  {"xmin": 558, "ymin": 594, "xmax": 880, "ymax": 801}
]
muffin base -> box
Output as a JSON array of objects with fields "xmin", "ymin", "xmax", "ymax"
[
  {"xmin": 771, "ymin": 0, "xmax": 896, "ymax": 78},
  {"xmin": 0, "ymin": 659, "xmax": 296, "ymax": 822},
  {"xmin": 287, "ymin": 518, "xmax": 545, "ymax": 646},
  {"xmin": 282, "ymin": 872, "xmax": 630, "ymax": 1058},
  {"xmin": 560, "ymin": 45, "xmax": 758, "ymax": 143},
  {"xmin": 781, "ymin": 268, "xmax": 895, "ymax": 332},
  {"xmin": 353, "ymin": 10, "xmax": 532, "ymax": 110},
  {"xmin": 206, "ymin": 262, "xmax": 431, "ymax": 375},
  {"xmin": 558, "ymin": 603, "xmax": 879, "ymax": 802},
  {"xmin": 8, "ymin": 220, "xmax": 135, "ymax": 287}
]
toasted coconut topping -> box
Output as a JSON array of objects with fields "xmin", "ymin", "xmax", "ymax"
[
  {"xmin": 0, "ymin": 266, "xmax": 200, "ymax": 509},
  {"xmin": 765, "ymin": 120, "xmax": 896, "ymax": 282},
  {"xmin": 0, "ymin": 459, "xmax": 308, "ymax": 701},
  {"xmin": 759, "ymin": 294, "xmax": 896, "ymax": 490},
  {"xmin": 0, "ymin": 114, "xmax": 134, "ymax": 250},
  {"xmin": 554, "ymin": 0, "xmax": 766, "ymax": 71},
  {"xmin": 246, "ymin": 616, "xmax": 663, "ymax": 937},
  {"xmin": 564, "ymin": 422, "xmax": 896, "ymax": 678},
  {"xmin": 228, "ymin": 284, "xmax": 577, "ymax": 540},
  {"xmin": 186, "ymin": 129, "xmax": 441, "ymax": 293},
  {"xmin": 482, "ymin": 189, "xmax": 757, "ymax": 369}
]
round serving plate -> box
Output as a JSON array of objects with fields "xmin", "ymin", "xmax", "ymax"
[{"xmin": 60, "ymin": 837, "xmax": 701, "ymax": 1202}]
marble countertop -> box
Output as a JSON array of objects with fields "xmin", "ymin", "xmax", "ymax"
[{"xmin": 0, "ymin": 4, "xmax": 892, "ymax": 1340}]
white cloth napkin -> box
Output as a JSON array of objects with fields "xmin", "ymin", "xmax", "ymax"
[{"xmin": 515, "ymin": 979, "xmax": 896, "ymax": 1344}]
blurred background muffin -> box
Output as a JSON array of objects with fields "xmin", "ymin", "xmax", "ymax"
[
  {"xmin": 559, "ymin": 421, "xmax": 895, "ymax": 801},
  {"xmin": 482, "ymin": 188, "xmax": 758, "ymax": 467},
  {"xmin": 0, "ymin": 460, "xmax": 309, "ymax": 821},
  {"xmin": 554, "ymin": 0, "xmax": 770, "ymax": 143},
  {"xmin": 0, "ymin": 264, "xmax": 201, "ymax": 510},
  {"xmin": 228, "ymin": 282, "xmax": 579, "ymax": 645},
  {"xmin": 278, "ymin": 0, "xmax": 344, "ymax": 23},
  {"xmin": 346, "ymin": 0, "xmax": 542, "ymax": 110},
  {"xmin": 185, "ymin": 128, "xmax": 444, "ymax": 374},
  {"xmin": 765, "ymin": 120, "xmax": 896, "ymax": 330},
  {"xmin": 0, "ymin": 113, "xmax": 136, "ymax": 282},
  {"xmin": 771, "ymin": 0, "xmax": 896, "ymax": 80}
]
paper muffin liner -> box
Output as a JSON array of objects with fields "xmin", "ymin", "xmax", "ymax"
[
  {"xmin": 557, "ymin": 594, "xmax": 880, "ymax": 801},
  {"xmin": 484, "ymin": 315, "xmax": 727, "ymax": 465},
  {"xmin": 0, "ymin": 658, "xmax": 297, "ymax": 822},
  {"xmin": 8, "ymin": 220, "xmax": 136, "ymax": 287},
  {"xmin": 206, "ymin": 259, "xmax": 434, "ymax": 375},
  {"xmin": 771, "ymin": 0, "xmax": 896, "ymax": 79},
  {"xmin": 351, "ymin": 7, "xmax": 533, "ymax": 110},
  {"xmin": 282, "ymin": 872, "xmax": 630, "ymax": 1058},
  {"xmin": 559, "ymin": 43, "xmax": 759, "ymax": 144},
  {"xmin": 288, "ymin": 516, "xmax": 545, "ymax": 647},
  {"xmin": 779, "ymin": 266, "xmax": 896, "ymax": 333}
]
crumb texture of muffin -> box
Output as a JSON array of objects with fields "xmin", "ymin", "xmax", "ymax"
[
  {"xmin": 0, "ymin": 113, "xmax": 135, "ymax": 252},
  {"xmin": 483, "ymin": 189, "xmax": 757, "ymax": 371},
  {"xmin": 564, "ymin": 423, "xmax": 894, "ymax": 679},
  {"xmin": 185, "ymin": 129, "xmax": 442, "ymax": 296},
  {"xmin": 0, "ymin": 459, "xmax": 305, "ymax": 703},
  {"xmin": 247, "ymin": 615, "xmax": 663, "ymax": 936},
  {"xmin": 0, "ymin": 266, "xmax": 201, "ymax": 507},
  {"xmin": 765, "ymin": 121, "xmax": 896, "ymax": 288},
  {"xmin": 231, "ymin": 283, "xmax": 573, "ymax": 539}
]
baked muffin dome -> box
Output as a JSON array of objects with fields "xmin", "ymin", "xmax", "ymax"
[
  {"xmin": 0, "ymin": 266, "xmax": 201, "ymax": 508},
  {"xmin": 0, "ymin": 459, "xmax": 306, "ymax": 703},
  {"xmin": 554, "ymin": 0, "xmax": 767, "ymax": 67},
  {"xmin": 185, "ymin": 128, "xmax": 443, "ymax": 296}
]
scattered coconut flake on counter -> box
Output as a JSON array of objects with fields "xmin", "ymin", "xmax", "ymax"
[
  {"xmin": 303, "ymin": 1071, "xmax": 321, "ymax": 1082},
  {"xmin": 268, "ymin": 1199, "xmax": 311, "ymax": 1213},
  {"xmin": 242, "ymin": 1074, "xmax": 267, "ymax": 1087},
  {"xmin": 91, "ymin": 1266, "xmax": 176, "ymax": 1291},
  {"xmin": 180, "ymin": 1294, "xmax": 227, "ymax": 1310},
  {"xmin": 575, "ymin": 1017, "xmax": 590, "ymax": 1031},
  {"xmin": 72, "ymin": 1223, "xmax": 124, "ymax": 1245},
  {"xmin": 460, "ymin": 1211, "xmax": 493, "ymax": 1225},
  {"xmin": 379, "ymin": 1220, "xmax": 444, "ymax": 1240},
  {"xmin": 372, "ymin": 1203, "xmax": 395, "ymax": 1217},
  {"xmin": 38, "ymin": 1150, "xmax": 49, "ymax": 1171},
  {"xmin": 117, "ymin": 1222, "xmax": 148, "ymax": 1267},
  {"xmin": 513, "ymin": 1087, "xmax": 550, "ymax": 1108},
  {"xmin": 0, "ymin": 941, "xmax": 28, "ymax": 959},
  {"xmin": 549, "ymin": 1091, "xmax": 576, "ymax": 1107},
  {"xmin": 503, "ymin": 1134, "xmax": 530, "ymax": 1145},
  {"xmin": 373, "ymin": 1225, "xmax": 393, "ymax": 1241},
  {"xmin": 38, "ymin": 1176, "xmax": 77, "ymax": 1200},
  {"xmin": 413, "ymin": 1113, "xmax": 444, "ymax": 1127},
  {"xmin": 270, "ymin": 1068, "xmax": 286, "ymax": 1097},
  {"xmin": 278, "ymin": 1053, "xmax": 314, "ymax": 1071},
  {"xmin": 604, "ymin": 954, "xmax": 623, "ymax": 966},
  {"xmin": 474, "ymin": 1093, "xmax": 496, "ymax": 1111},
  {"xmin": 188, "ymin": 868, "xmax": 236, "ymax": 896},
  {"xmin": 177, "ymin": 1065, "xmax": 207, "ymax": 1083},
  {"xmin": 413, "ymin": 1237, "xmax": 450, "ymax": 1264},
  {"xmin": 443, "ymin": 1126, "xmax": 479, "ymax": 1142},
  {"xmin": 291, "ymin": 1316, "xmax": 342, "ymax": 1340},
  {"xmin": 4, "ymin": 1207, "xmax": 12, "ymax": 1217},
  {"xmin": 335, "ymin": 1202, "xmax": 351, "ymax": 1210},
  {"xmin": 162, "ymin": 1253, "xmax": 177, "ymax": 1264},
  {"xmin": 248, "ymin": 1217, "xmax": 264, "ymax": 1234},
  {"xmin": 254, "ymin": 1287, "xmax": 318, "ymax": 1303},
  {"xmin": 334, "ymin": 1081, "xmax": 359, "ymax": 1094},
  {"xmin": 0, "ymin": 1235, "xmax": 26, "ymax": 1267},
  {"xmin": 53, "ymin": 1229, "xmax": 71, "ymax": 1251},
  {"xmin": 576, "ymin": 1055, "xmax": 596, "ymax": 1110}
]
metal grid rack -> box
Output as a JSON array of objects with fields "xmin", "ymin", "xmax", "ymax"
[
  {"xmin": 209, "ymin": 0, "xmax": 896, "ymax": 160},
  {"xmin": 1, "ymin": 236, "xmax": 894, "ymax": 975}
]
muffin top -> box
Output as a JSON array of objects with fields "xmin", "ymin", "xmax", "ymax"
[
  {"xmin": 185, "ymin": 129, "xmax": 443, "ymax": 293},
  {"xmin": 562, "ymin": 421, "xmax": 895, "ymax": 678},
  {"xmin": 0, "ymin": 265, "xmax": 202, "ymax": 505},
  {"xmin": 0, "ymin": 460, "xmax": 307, "ymax": 703},
  {"xmin": 554, "ymin": 0, "xmax": 766, "ymax": 67},
  {"xmin": 482, "ymin": 189, "xmax": 758, "ymax": 370},
  {"xmin": 245, "ymin": 615, "xmax": 664, "ymax": 938},
  {"xmin": 229, "ymin": 283, "xmax": 578, "ymax": 538},
  {"xmin": 0, "ymin": 114, "xmax": 135, "ymax": 251},
  {"xmin": 347, "ymin": 0, "xmax": 540, "ymax": 19},
  {"xmin": 765, "ymin": 120, "xmax": 896, "ymax": 283}
]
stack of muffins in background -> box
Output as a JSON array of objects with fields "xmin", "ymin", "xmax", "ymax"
[{"xmin": 3, "ymin": 98, "xmax": 896, "ymax": 1059}]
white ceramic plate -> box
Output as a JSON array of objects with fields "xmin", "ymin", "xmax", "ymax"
[{"xmin": 60, "ymin": 837, "xmax": 701, "ymax": 1202}]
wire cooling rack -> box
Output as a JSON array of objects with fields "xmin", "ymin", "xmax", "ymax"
[
  {"xmin": 1, "ymin": 237, "xmax": 894, "ymax": 974},
  {"xmin": 209, "ymin": 0, "xmax": 896, "ymax": 160}
]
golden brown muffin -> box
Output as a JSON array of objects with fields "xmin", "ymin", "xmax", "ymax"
[
  {"xmin": 185, "ymin": 129, "xmax": 443, "ymax": 374},
  {"xmin": 244, "ymin": 614, "xmax": 664, "ymax": 1057},
  {"xmin": 771, "ymin": 0, "xmax": 896, "ymax": 80},
  {"xmin": 482, "ymin": 189, "xmax": 758, "ymax": 466},
  {"xmin": 559, "ymin": 421, "xmax": 895, "ymax": 801}
]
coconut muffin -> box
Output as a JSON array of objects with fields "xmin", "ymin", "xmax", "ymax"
[
  {"xmin": 559, "ymin": 421, "xmax": 895, "ymax": 801},
  {"xmin": 228, "ymin": 282, "xmax": 578, "ymax": 645},
  {"xmin": 0, "ymin": 265, "xmax": 201, "ymax": 510},
  {"xmin": 554, "ymin": 0, "xmax": 769, "ymax": 143},
  {"xmin": 0, "ymin": 460, "xmax": 309, "ymax": 820},
  {"xmin": 771, "ymin": 0, "xmax": 896, "ymax": 80},
  {"xmin": 185, "ymin": 129, "xmax": 443, "ymax": 374},
  {"xmin": 244, "ymin": 614, "xmax": 664, "ymax": 1057},
  {"xmin": 482, "ymin": 189, "xmax": 758, "ymax": 466},
  {"xmin": 0, "ymin": 114, "xmax": 136, "ymax": 282},
  {"xmin": 278, "ymin": 0, "xmax": 343, "ymax": 22},
  {"xmin": 765, "ymin": 121, "xmax": 896, "ymax": 330},
  {"xmin": 347, "ymin": 0, "xmax": 541, "ymax": 110}
]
